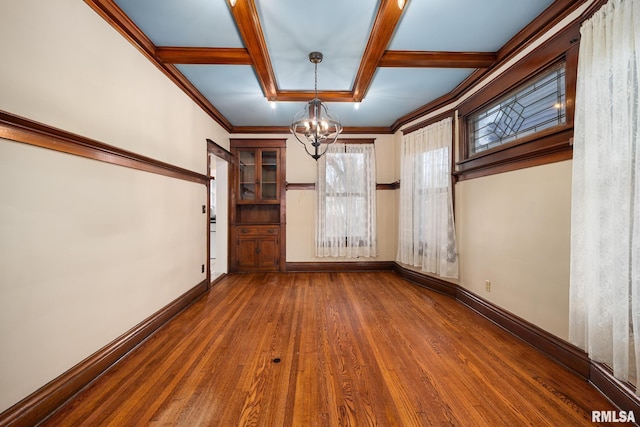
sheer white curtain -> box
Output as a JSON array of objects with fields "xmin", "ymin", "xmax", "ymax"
[
  {"xmin": 569, "ymin": 0, "xmax": 640, "ymax": 391},
  {"xmin": 316, "ymin": 143, "xmax": 377, "ymax": 258},
  {"xmin": 397, "ymin": 117, "xmax": 458, "ymax": 278}
]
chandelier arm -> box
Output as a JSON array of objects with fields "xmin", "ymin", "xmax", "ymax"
[{"xmin": 291, "ymin": 129, "xmax": 319, "ymax": 159}]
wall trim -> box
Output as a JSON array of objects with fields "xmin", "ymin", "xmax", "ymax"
[
  {"xmin": 0, "ymin": 279, "xmax": 209, "ymax": 427},
  {"xmin": 392, "ymin": 263, "xmax": 458, "ymax": 297},
  {"xmin": 286, "ymin": 261, "xmax": 394, "ymax": 272},
  {"xmin": 392, "ymin": 262, "xmax": 639, "ymax": 413},
  {"xmin": 210, "ymin": 273, "xmax": 227, "ymax": 288},
  {"xmin": 286, "ymin": 182, "xmax": 316, "ymax": 191},
  {"xmin": 207, "ymin": 138, "xmax": 233, "ymax": 163},
  {"xmin": 285, "ymin": 182, "xmax": 400, "ymax": 191},
  {"xmin": 0, "ymin": 110, "xmax": 209, "ymax": 185},
  {"xmin": 455, "ymin": 287, "xmax": 590, "ymax": 378},
  {"xmin": 590, "ymin": 363, "xmax": 640, "ymax": 416}
]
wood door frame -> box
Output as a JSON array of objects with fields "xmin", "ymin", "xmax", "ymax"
[{"xmin": 207, "ymin": 139, "xmax": 232, "ymax": 285}]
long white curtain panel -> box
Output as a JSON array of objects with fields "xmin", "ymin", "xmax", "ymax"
[
  {"xmin": 397, "ymin": 117, "xmax": 458, "ymax": 278},
  {"xmin": 316, "ymin": 143, "xmax": 377, "ymax": 258},
  {"xmin": 569, "ymin": 0, "xmax": 640, "ymax": 392}
]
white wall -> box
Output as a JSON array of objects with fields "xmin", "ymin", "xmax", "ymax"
[{"xmin": 0, "ymin": 0, "xmax": 228, "ymax": 412}]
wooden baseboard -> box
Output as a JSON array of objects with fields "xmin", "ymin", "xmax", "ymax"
[
  {"xmin": 282, "ymin": 263, "xmax": 640, "ymax": 414},
  {"xmin": 6, "ymin": 266, "xmax": 639, "ymax": 423},
  {"xmin": 590, "ymin": 362, "xmax": 640, "ymax": 416},
  {"xmin": 391, "ymin": 262, "xmax": 589, "ymax": 378},
  {"xmin": 390, "ymin": 263, "xmax": 638, "ymax": 414},
  {"xmin": 286, "ymin": 261, "xmax": 395, "ymax": 272},
  {"xmin": 392, "ymin": 263, "xmax": 458, "ymax": 297},
  {"xmin": 0, "ymin": 279, "xmax": 209, "ymax": 427},
  {"xmin": 210, "ymin": 273, "xmax": 227, "ymax": 287},
  {"xmin": 455, "ymin": 287, "xmax": 590, "ymax": 379}
]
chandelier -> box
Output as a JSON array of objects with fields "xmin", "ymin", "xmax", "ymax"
[{"xmin": 290, "ymin": 52, "xmax": 343, "ymax": 160}]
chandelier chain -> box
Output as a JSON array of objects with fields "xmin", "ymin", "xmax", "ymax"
[{"xmin": 314, "ymin": 62, "xmax": 318, "ymax": 98}]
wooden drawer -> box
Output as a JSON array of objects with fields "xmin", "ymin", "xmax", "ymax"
[{"xmin": 236, "ymin": 225, "xmax": 279, "ymax": 237}]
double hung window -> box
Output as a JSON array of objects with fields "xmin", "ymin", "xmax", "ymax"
[{"xmin": 316, "ymin": 143, "xmax": 377, "ymax": 258}]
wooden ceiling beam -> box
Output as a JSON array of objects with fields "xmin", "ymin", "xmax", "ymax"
[
  {"xmin": 229, "ymin": 125, "xmax": 393, "ymax": 135},
  {"xmin": 276, "ymin": 90, "xmax": 355, "ymax": 103},
  {"xmin": 228, "ymin": 0, "xmax": 278, "ymax": 100},
  {"xmin": 351, "ymin": 0, "xmax": 406, "ymax": 102},
  {"xmin": 379, "ymin": 51, "xmax": 497, "ymax": 68},
  {"xmin": 156, "ymin": 47, "xmax": 252, "ymax": 65}
]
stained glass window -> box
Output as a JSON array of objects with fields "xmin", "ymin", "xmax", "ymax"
[{"xmin": 468, "ymin": 62, "xmax": 566, "ymax": 155}]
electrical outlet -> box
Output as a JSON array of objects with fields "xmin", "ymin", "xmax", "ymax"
[
  {"xmin": 202, "ymin": 205, "xmax": 206, "ymax": 214},
  {"xmin": 201, "ymin": 264, "xmax": 205, "ymax": 273},
  {"xmin": 485, "ymin": 280, "xmax": 492, "ymax": 292}
]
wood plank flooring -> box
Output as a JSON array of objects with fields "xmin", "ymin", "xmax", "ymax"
[{"xmin": 42, "ymin": 272, "xmax": 618, "ymax": 426}]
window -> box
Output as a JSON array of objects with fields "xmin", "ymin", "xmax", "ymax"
[
  {"xmin": 468, "ymin": 62, "xmax": 566, "ymax": 155},
  {"xmin": 316, "ymin": 143, "xmax": 377, "ymax": 258},
  {"xmin": 456, "ymin": 22, "xmax": 579, "ymax": 180}
]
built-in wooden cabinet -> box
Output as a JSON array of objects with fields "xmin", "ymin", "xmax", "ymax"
[{"xmin": 230, "ymin": 139, "xmax": 286, "ymax": 272}]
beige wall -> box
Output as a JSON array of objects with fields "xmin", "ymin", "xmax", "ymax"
[
  {"xmin": 390, "ymin": 2, "xmax": 593, "ymax": 340},
  {"xmin": 0, "ymin": 0, "xmax": 583, "ymax": 415},
  {"xmin": 0, "ymin": 0, "xmax": 228, "ymax": 412},
  {"xmin": 454, "ymin": 160, "xmax": 573, "ymax": 340},
  {"xmin": 284, "ymin": 134, "xmax": 398, "ymax": 262},
  {"xmin": 230, "ymin": 132, "xmax": 397, "ymax": 262}
]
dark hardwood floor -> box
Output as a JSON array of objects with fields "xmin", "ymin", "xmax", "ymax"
[{"xmin": 42, "ymin": 272, "xmax": 617, "ymax": 426}]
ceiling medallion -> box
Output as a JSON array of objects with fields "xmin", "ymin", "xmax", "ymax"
[{"xmin": 290, "ymin": 52, "xmax": 343, "ymax": 161}]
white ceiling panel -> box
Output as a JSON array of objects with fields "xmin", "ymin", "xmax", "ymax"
[
  {"xmin": 255, "ymin": 0, "xmax": 380, "ymax": 91},
  {"xmin": 177, "ymin": 64, "xmax": 302, "ymax": 127},
  {"xmin": 114, "ymin": 0, "xmax": 244, "ymax": 47},
  {"xmin": 339, "ymin": 67, "xmax": 476, "ymax": 127},
  {"xmin": 108, "ymin": 0, "xmax": 564, "ymax": 129},
  {"xmin": 390, "ymin": 0, "xmax": 555, "ymax": 51}
]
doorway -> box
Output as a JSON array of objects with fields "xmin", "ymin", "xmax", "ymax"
[{"xmin": 207, "ymin": 139, "xmax": 231, "ymax": 282}]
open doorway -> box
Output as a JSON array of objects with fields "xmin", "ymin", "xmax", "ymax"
[{"xmin": 207, "ymin": 139, "xmax": 231, "ymax": 282}]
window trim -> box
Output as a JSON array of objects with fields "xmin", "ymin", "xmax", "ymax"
[{"xmin": 455, "ymin": 20, "xmax": 580, "ymax": 181}]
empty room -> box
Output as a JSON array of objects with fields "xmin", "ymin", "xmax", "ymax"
[{"xmin": 1, "ymin": 0, "xmax": 639, "ymax": 425}]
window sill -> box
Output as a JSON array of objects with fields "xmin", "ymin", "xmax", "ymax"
[{"xmin": 454, "ymin": 128, "xmax": 573, "ymax": 181}]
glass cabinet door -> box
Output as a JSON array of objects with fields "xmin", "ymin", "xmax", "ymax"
[
  {"xmin": 260, "ymin": 150, "xmax": 278, "ymax": 200},
  {"xmin": 238, "ymin": 150, "xmax": 256, "ymax": 200}
]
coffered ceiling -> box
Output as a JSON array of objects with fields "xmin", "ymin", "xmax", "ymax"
[{"xmin": 85, "ymin": 0, "xmax": 584, "ymax": 133}]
